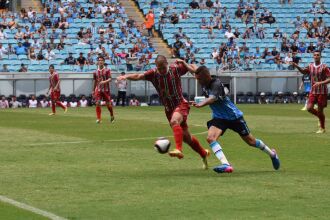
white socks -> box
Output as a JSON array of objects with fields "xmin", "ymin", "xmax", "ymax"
[{"xmin": 210, "ymin": 141, "xmax": 229, "ymax": 165}]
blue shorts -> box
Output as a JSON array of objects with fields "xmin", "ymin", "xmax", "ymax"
[
  {"xmin": 207, "ymin": 117, "xmax": 250, "ymax": 136},
  {"xmin": 304, "ymin": 83, "xmax": 311, "ymax": 93}
]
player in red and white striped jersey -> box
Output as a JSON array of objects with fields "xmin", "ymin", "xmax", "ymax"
[
  {"xmin": 93, "ymin": 56, "xmax": 114, "ymax": 123},
  {"xmin": 292, "ymin": 51, "xmax": 330, "ymax": 133},
  {"xmin": 117, "ymin": 55, "xmax": 210, "ymax": 169},
  {"xmin": 47, "ymin": 65, "xmax": 67, "ymax": 115}
]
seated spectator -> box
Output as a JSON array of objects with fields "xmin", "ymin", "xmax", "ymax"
[
  {"xmin": 258, "ymin": 13, "xmax": 267, "ymax": 24},
  {"xmin": 18, "ymin": 64, "xmax": 28, "ymax": 72},
  {"xmin": 129, "ymin": 97, "xmax": 140, "ymax": 106},
  {"xmin": 44, "ymin": 48, "xmax": 56, "ymax": 60},
  {"xmin": 205, "ymin": 0, "xmax": 213, "ymax": 9},
  {"xmin": 171, "ymin": 38, "xmax": 183, "ymax": 58},
  {"xmin": 170, "ymin": 12, "xmax": 179, "ymax": 24},
  {"xmin": 0, "ymin": 43, "xmax": 7, "ymax": 59},
  {"xmin": 0, "ymin": 96, "xmax": 9, "ymax": 108},
  {"xmin": 15, "ymin": 42, "xmax": 28, "ymax": 55},
  {"xmin": 79, "ymin": 96, "xmax": 88, "ymax": 107},
  {"xmin": 150, "ymin": 0, "xmax": 160, "ymax": 9},
  {"xmin": 307, "ymin": 42, "xmax": 315, "ymax": 53},
  {"xmin": 14, "ymin": 27, "xmax": 24, "ymax": 40},
  {"xmin": 281, "ymin": 41, "xmax": 290, "ymax": 53},
  {"xmin": 76, "ymin": 52, "xmax": 87, "ymax": 66},
  {"xmin": 69, "ymin": 99, "xmax": 78, "ymax": 108},
  {"xmin": 213, "ymin": 0, "xmax": 221, "ymax": 9},
  {"xmin": 274, "ymin": 92, "xmax": 284, "ymax": 104},
  {"xmin": 265, "ymin": 12, "xmax": 276, "ymax": 24},
  {"xmin": 284, "ymin": 53, "xmax": 293, "ymax": 70},
  {"xmin": 258, "ymin": 92, "xmax": 267, "ymax": 104},
  {"xmin": 58, "ymin": 18, "xmax": 69, "ymax": 30},
  {"xmin": 189, "ymin": 0, "xmax": 200, "ymax": 9},
  {"xmin": 292, "ymin": 52, "xmax": 301, "ymax": 64},
  {"xmin": 265, "ymin": 52, "xmax": 275, "ymax": 64},
  {"xmin": 0, "ymin": 64, "xmax": 9, "ymax": 72},
  {"xmin": 63, "ymin": 53, "xmax": 76, "ymax": 65},
  {"xmin": 235, "ymin": 7, "xmax": 243, "ymax": 19},
  {"xmin": 298, "ymin": 42, "xmax": 307, "ymax": 53},
  {"xmin": 29, "ymin": 95, "xmax": 38, "ymax": 108},
  {"xmin": 200, "ymin": 18, "xmax": 208, "ymax": 29},
  {"xmin": 0, "ymin": 27, "xmax": 8, "ymax": 40},
  {"xmin": 225, "ymin": 27, "xmax": 235, "ymax": 39},
  {"xmin": 40, "ymin": 97, "xmax": 49, "ymax": 108},
  {"xmin": 10, "ymin": 96, "xmax": 21, "ymax": 108},
  {"xmin": 292, "ymin": 16, "xmax": 302, "ymax": 30},
  {"xmin": 28, "ymin": 47, "xmax": 37, "ymax": 60},
  {"xmin": 273, "ymin": 28, "xmax": 282, "ymax": 39}
]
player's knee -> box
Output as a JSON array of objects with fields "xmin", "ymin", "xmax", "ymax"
[
  {"xmin": 170, "ymin": 120, "xmax": 180, "ymax": 127},
  {"xmin": 206, "ymin": 135, "xmax": 216, "ymax": 144}
]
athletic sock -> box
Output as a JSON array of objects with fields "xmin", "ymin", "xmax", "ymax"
[
  {"xmin": 318, "ymin": 111, "xmax": 325, "ymax": 129},
  {"xmin": 107, "ymin": 104, "xmax": 114, "ymax": 117},
  {"xmin": 189, "ymin": 136, "xmax": 207, "ymax": 158},
  {"xmin": 96, "ymin": 105, "xmax": 101, "ymax": 120},
  {"xmin": 210, "ymin": 141, "xmax": 229, "ymax": 165},
  {"xmin": 255, "ymin": 139, "xmax": 275, "ymax": 157},
  {"xmin": 172, "ymin": 125, "xmax": 183, "ymax": 151},
  {"xmin": 51, "ymin": 102, "xmax": 56, "ymax": 113},
  {"xmin": 56, "ymin": 101, "xmax": 66, "ymax": 110}
]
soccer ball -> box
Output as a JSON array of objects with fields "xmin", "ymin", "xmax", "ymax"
[{"xmin": 154, "ymin": 137, "xmax": 171, "ymax": 154}]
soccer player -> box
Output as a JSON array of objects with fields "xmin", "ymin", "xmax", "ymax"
[
  {"xmin": 117, "ymin": 55, "xmax": 210, "ymax": 169},
  {"xmin": 93, "ymin": 56, "xmax": 114, "ymax": 123},
  {"xmin": 189, "ymin": 64, "xmax": 280, "ymax": 173},
  {"xmin": 291, "ymin": 51, "xmax": 330, "ymax": 133},
  {"xmin": 46, "ymin": 65, "xmax": 67, "ymax": 115},
  {"xmin": 299, "ymin": 73, "xmax": 311, "ymax": 111}
]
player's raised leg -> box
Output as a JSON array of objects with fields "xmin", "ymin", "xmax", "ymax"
[
  {"xmin": 241, "ymin": 134, "xmax": 280, "ymax": 170},
  {"xmin": 168, "ymin": 112, "xmax": 184, "ymax": 159}
]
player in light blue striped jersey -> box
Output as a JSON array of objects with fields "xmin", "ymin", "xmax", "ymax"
[{"xmin": 188, "ymin": 64, "xmax": 280, "ymax": 174}]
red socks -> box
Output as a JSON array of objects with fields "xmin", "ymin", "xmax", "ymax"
[
  {"xmin": 318, "ymin": 112, "xmax": 325, "ymax": 129},
  {"xmin": 189, "ymin": 136, "xmax": 207, "ymax": 158},
  {"xmin": 51, "ymin": 102, "xmax": 56, "ymax": 113},
  {"xmin": 96, "ymin": 105, "xmax": 101, "ymax": 120},
  {"xmin": 107, "ymin": 104, "xmax": 114, "ymax": 117},
  {"xmin": 172, "ymin": 125, "xmax": 183, "ymax": 151}
]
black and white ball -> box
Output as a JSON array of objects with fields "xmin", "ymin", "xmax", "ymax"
[{"xmin": 154, "ymin": 137, "xmax": 171, "ymax": 154}]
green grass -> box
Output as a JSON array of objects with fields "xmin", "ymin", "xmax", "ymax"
[
  {"xmin": 0, "ymin": 202, "xmax": 48, "ymax": 220},
  {"xmin": 0, "ymin": 105, "xmax": 329, "ymax": 219}
]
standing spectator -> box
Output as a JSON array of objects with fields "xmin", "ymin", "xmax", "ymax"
[
  {"xmin": 145, "ymin": 10, "xmax": 155, "ymax": 37},
  {"xmin": 0, "ymin": 96, "xmax": 9, "ymax": 108},
  {"xmin": 116, "ymin": 72, "xmax": 128, "ymax": 107}
]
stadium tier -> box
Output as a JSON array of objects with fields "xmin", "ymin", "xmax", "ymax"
[{"xmin": 135, "ymin": 0, "xmax": 330, "ymax": 71}]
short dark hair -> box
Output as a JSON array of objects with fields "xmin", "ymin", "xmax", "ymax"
[
  {"xmin": 98, "ymin": 56, "xmax": 105, "ymax": 61},
  {"xmin": 155, "ymin": 55, "xmax": 167, "ymax": 64},
  {"xmin": 314, "ymin": 50, "xmax": 321, "ymax": 55},
  {"xmin": 195, "ymin": 66, "xmax": 210, "ymax": 76},
  {"xmin": 49, "ymin": 64, "xmax": 55, "ymax": 69}
]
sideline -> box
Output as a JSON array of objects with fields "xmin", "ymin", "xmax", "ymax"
[{"xmin": 0, "ymin": 195, "xmax": 67, "ymax": 220}]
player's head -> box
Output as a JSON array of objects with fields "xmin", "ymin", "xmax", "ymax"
[
  {"xmin": 195, "ymin": 66, "xmax": 212, "ymax": 86},
  {"xmin": 313, "ymin": 50, "xmax": 321, "ymax": 63},
  {"xmin": 155, "ymin": 55, "xmax": 168, "ymax": 75},
  {"xmin": 49, "ymin": 64, "xmax": 55, "ymax": 73},
  {"xmin": 98, "ymin": 56, "xmax": 105, "ymax": 67}
]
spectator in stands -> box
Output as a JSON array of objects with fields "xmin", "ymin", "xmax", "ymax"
[
  {"xmin": 0, "ymin": 43, "xmax": 7, "ymax": 59},
  {"xmin": 0, "ymin": 27, "xmax": 8, "ymax": 40},
  {"xmin": 307, "ymin": 42, "xmax": 315, "ymax": 53},
  {"xmin": 0, "ymin": 96, "xmax": 9, "ymax": 108},
  {"xmin": 14, "ymin": 42, "xmax": 27, "ymax": 56},
  {"xmin": 79, "ymin": 95, "xmax": 88, "ymax": 107},
  {"xmin": 265, "ymin": 52, "xmax": 275, "ymax": 64},
  {"xmin": 171, "ymin": 38, "xmax": 183, "ymax": 58},
  {"xmin": 10, "ymin": 96, "xmax": 21, "ymax": 108},
  {"xmin": 150, "ymin": 0, "xmax": 160, "ymax": 9},
  {"xmin": 235, "ymin": 7, "xmax": 244, "ymax": 19},
  {"xmin": 37, "ymin": 50, "xmax": 45, "ymax": 60},
  {"xmin": 14, "ymin": 27, "xmax": 24, "ymax": 40},
  {"xmin": 292, "ymin": 52, "xmax": 301, "ymax": 64},
  {"xmin": 44, "ymin": 48, "xmax": 56, "ymax": 60},
  {"xmin": 0, "ymin": 64, "xmax": 9, "ymax": 72},
  {"xmin": 284, "ymin": 53, "xmax": 293, "ymax": 70},
  {"xmin": 225, "ymin": 27, "xmax": 235, "ymax": 39},
  {"xmin": 170, "ymin": 12, "xmax": 179, "ymax": 24},
  {"xmin": 145, "ymin": 10, "xmax": 155, "ymax": 37},
  {"xmin": 292, "ymin": 16, "xmax": 303, "ymax": 30},
  {"xmin": 76, "ymin": 52, "xmax": 87, "ymax": 66},
  {"xmin": 213, "ymin": 0, "xmax": 221, "ymax": 9},
  {"xmin": 63, "ymin": 53, "xmax": 76, "ymax": 65},
  {"xmin": 298, "ymin": 42, "xmax": 307, "ymax": 53},
  {"xmin": 58, "ymin": 18, "xmax": 69, "ymax": 30},
  {"xmin": 265, "ymin": 12, "xmax": 276, "ymax": 25},
  {"xmin": 189, "ymin": 0, "xmax": 200, "ymax": 9},
  {"xmin": 206, "ymin": 0, "xmax": 214, "ymax": 9},
  {"xmin": 273, "ymin": 28, "xmax": 283, "ymax": 39},
  {"xmin": 29, "ymin": 95, "xmax": 38, "ymax": 108},
  {"xmin": 129, "ymin": 97, "xmax": 140, "ymax": 106},
  {"xmin": 22, "ymin": 39, "xmax": 31, "ymax": 50},
  {"xmin": 305, "ymin": 3, "xmax": 318, "ymax": 15},
  {"xmin": 274, "ymin": 92, "xmax": 285, "ymax": 104},
  {"xmin": 18, "ymin": 64, "xmax": 28, "ymax": 72},
  {"xmin": 28, "ymin": 47, "xmax": 37, "ymax": 60},
  {"xmin": 258, "ymin": 13, "xmax": 267, "ymax": 24}
]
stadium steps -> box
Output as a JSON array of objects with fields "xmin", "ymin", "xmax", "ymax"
[
  {"xmin": 119, "ymin": 0, "xmax": 174, "ymax": 63},
  {"xmin": 21, "ymin": 0, "xmax": 43, "ymax": 12}
]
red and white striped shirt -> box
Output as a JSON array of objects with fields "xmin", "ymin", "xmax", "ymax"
[
  {"xmin": 93, "ymin": 68, "xmax": 111, "ymax": 93},
  {"xmin": 306, "ymin": 63, "xmax": 330, "ymax": 94},
  {"xmin": 49, "ymin": 72, "xmax": 60, "ymax": 92},
  {"xmin": 144, "ymin": 62, "xmax": 188, "ymax": 112}
]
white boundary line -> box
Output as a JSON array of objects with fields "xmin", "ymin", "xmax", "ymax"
[
  {"xmin": 26, "ymin": 131, "xmax": 208, "ymax": 147},
  {"xmin": 0, "ymin": 195, "xmax": 67, "ymax": 220}
]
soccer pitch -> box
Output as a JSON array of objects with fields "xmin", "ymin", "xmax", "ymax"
[{"xmin": 0, "ymin": 105, "xmax": 329, "ymax": 219}]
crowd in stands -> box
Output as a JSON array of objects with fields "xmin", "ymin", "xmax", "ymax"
[
  {"xmin": 0, "ymin": 94, "xmax": 141, "ymax": 109},
  {"xmin": 137, "ymin": 0, "xmax": 330, "ymax": 72},
  {"xmin": 0, "ymin": 0, "xmax": 159, "ymax": 72}
]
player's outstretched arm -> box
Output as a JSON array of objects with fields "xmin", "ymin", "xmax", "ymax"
[
  {"xmin": 193, "ymin": 97, "xmax": 216, "ymax": 108},
  {"xmin": 176, "ymin": 59, "xmax": 197, "ymax": 73},
  {"xmin": 117, "ymin": 73, "xmax": 145, "ymax": 81},
  {"xmin": 290, "ymin": 62, "xmax": 308, "ymax": 74}
]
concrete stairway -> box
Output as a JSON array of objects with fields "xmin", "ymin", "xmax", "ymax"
[
  {"xmin": 20, "ymin": 0, "xmax": 43, "ymax": 12},
  {"xmin": 119, "ymin": 0, "xmax": 174, "ymax": 63}
]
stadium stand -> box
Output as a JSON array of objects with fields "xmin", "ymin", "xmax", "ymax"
[
  {"xmin": 0, "ymin": 0, "xmax": 158, "ymax": 72},
  {"xmin": 135, "ymin": 0, "xmax": 330, "ymax": 71}
]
